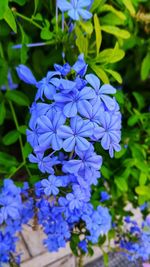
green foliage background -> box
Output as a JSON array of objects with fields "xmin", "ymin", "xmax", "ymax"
[{"xmin": 0, "ymin": 0, "xmax": 150, "ymax": 257}]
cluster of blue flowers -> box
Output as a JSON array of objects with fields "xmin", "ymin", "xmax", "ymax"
[
  {"xmin": 0, "ymin": 180, "xmax": 33, "ymax": 265},
  {"xmin": 15, "ymin": 54, "xmax": 121, "ymax": 255},
  {"xmin": 119, "ymin": 215, "xmax": 150, "ymax": 262}
]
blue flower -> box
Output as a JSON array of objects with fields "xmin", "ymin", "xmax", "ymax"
[
  {"xmin": 57, "ymin": 0, "xmax": 92, "ymax": 21},
  {"xmin": 29, "ymin": 153, "xmax": 60, "ymax": 174},
  {"xmin": 54, "ymin": 63, "xmax": 71, "ymax": 76},
  {"xmin": 57, "ymin": 116, "xmax": 93, "ymax": 152},
  {"xmin": 93, "ymin": 111, "xmax": 121, "ymax": 157},
  {"xmin": 72, "ymin": 54, "xmax": 88, "ymax": 76},
  {"xmin": 41, "ymin": 175, "xmax": 62, "ymax": 196},
  {"xmin": 54, "ymin": 87, "xmax": 95, "ymax": 117},
  {"xmin": 37, "ymin": 111, "xmax": 66, "ymax": 151},
  {"xmin": 100, "ymin": 191, "xmax": 110, "ymax": 202},
  {"xmin": 16, "ymin": 64, "xmax": 37, "ymax": 85},
  {"xmin": 85, "ymin": 74, "xmax": 116, "ymax": 110},
  {"xmin": 78, "ymin": 240, "xmax": 88, "ymax": 252},
  {"xmin": 63, "ymin": 145, "xmax": 102, "ymax": 177}
]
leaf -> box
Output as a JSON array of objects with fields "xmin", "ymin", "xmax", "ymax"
[
  {"xmin": 3, "ymin": 130, "xmax": 20, "ymax": 145},
  {"xmin": 40, "ymin": 28, "xmax": 53, "ymax": 40},
  {"xmin": 132, "ymin": 92, "xmax": 145, "ymax": 110},
  {"xmin": 23, "ymin": 142, "xmax": 32, "ymax": 159},
  {"xmin": 91, "ymin": 64, "xmax": 109, "ymax": 84},
  {"xmin": 4, "ymin": 7, "xmax": 17, "ymax": 33},
  {"xmin": 6, "ymin": 90, "xmax": 30, "ymax": 106},
  {"xmin": 0, "ymin": 101, "xmax": 6, "ymax": 125},
  {"xmin": 101, "ymin": 25, "xmax": 130, "ymax": 39},
  {"xmin": 141, "ymin": 52, "xmax": 150, "ymax": 80},
  {"xmin": 115, "ymin": 177, "xmax": 128, "ymax": 192},
  {"xmin": 91, "ymin": 0, "xmax": 105, "ymax": 12},
  {"xmin": 18, "ymin": 23, "xmax": 29, "ymax": 64},
  {"xmin": 75, "ymin": 26, "xmax": 88, "ymax": 56},
  {"xmin": 135, "ymin": 186, "xmax": 150, "ymax": 197},
  {"xmin": 0, "ymin": 0, "xmax": 8, "ymax": 19},
  {"xmin": 79, "ymin": 21, "xmax": 93, "ymax": 35},
  {"xmin": 139, "ymin": 173, "xmax": 147, "ymax": 186},
  {"xmin": 96, "ymin": 47, "xmax": 125, "ymax": 64},
  {"xmin": 18, "ymin": 125, "xmax": 27, "ymax": 135},
  {"xmin": 105, "ymin": 69, "xmax": 122, "ymax": 83},
  {"xmin": 99, "ymin": 4, "xmax": 126, "ymax": 21},
  {"xmin": 9, "ymin": 0, "xmax": 26, "ymax": 5},
  {"xmin": 94, "ymin": 14, "xmax": 102, "ymax": 55},
  {"xmin": 101, "ymin": 13, "xmax": 125, "ymax": 26},
  {"xmin": 127, "ymin": 114, "xmax": 139, "ymax": 126},
  {"xmin": 101, "ymin": 165, "xmax": 112, "ymax": 179},
  {"xmin": 122, "ymin": 0, "xmax": 136, "ymax": 16},
  {"xmin": 0, "ymin": 152, "xmax": 18, "ymax": 167},
  {"xmin": 33, "ymin": 0, "xmax": 39, "ymax": 15}
]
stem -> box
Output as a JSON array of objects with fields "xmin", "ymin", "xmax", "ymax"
[
  {"xmin": 9, "ymin": 162, "xmax": 25, "ymax": 178},
  {"xmin": 78, "ymin": 254, "xmax": 83, "ymax": 267},
  {"xmin": 8, "ymin": 100, "xmax": 25, "ymax": 163},
  {"xmin": 13, "ymin": 11, "xmax": 43, "ymax": 30}
]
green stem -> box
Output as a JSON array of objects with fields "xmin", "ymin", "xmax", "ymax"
[
  {"xmin": 78, "ymin": 254, "xmax": 83, "ymax": 267},
  {"xmin": 8, "ymin": 100, "xmax": 25, "ymax": 163},
  {"xmin": 9, "ymin": 162, "xmax": 25, "ymax": 178},
  {"xmin": 13, "ymin": 11, "xmax": 43, "ymax": 30}
]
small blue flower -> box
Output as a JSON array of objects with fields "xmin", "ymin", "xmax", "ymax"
[
  {"xmin": 16, "ymin": 64, "xmax": 37, "ymax": 85},
  {"xmin": 57, "ymin": 116, "xmax": 93, "ymax": 152},
  {"xmin": 41, "ymin": 175, "xmax": 62, "ymax": 196},
  {"xmin": 29, "ymin": 153, "xmax": 60, "ymax": 174},
  {"xmin": 78, "ymin": 240, "xmax": 88, "ymax": 252},
  {"xmin": 100, "ymin": 191, "xmax": 110, "ymax": 202},
  {"xmin": 57, "ymin": 0, "xmax": 92, "ymax": 21},
  {"xmin": 72, "ymin": 54, "xmax": 88, "ymax": 76}
]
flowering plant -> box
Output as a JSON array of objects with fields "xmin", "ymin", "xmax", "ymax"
[{"xmin": 0, "ymin": 0, "xmax": 150, "ymax": 266}]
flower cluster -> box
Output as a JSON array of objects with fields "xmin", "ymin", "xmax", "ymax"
[
  {"xmin": 15, "ymin": 54, "xmax": 121, "ymax": 256},
  {"xmin": 0, "ymin": 180, "xmax": 33, "ymax": 265},
  {"xmin": 119, "ymin": 215, "xmax": 150, "ymax": 262}
]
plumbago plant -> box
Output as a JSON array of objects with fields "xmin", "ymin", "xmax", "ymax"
[{"xmin": 0, "ymin": 0, "xmax": 150, "ymax": 266}]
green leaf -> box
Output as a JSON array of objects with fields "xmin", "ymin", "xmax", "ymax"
[
  {"xmin": 0, "ymin": 152, "xmax": 18, "ymax": 167},
  {"xmin": 75, "ymin": 26, "xmax": 88, "ymax": 56},
  {"xmin": 122, "ymin": 0, "xmax": 136, "ymax": 16},
  {"xmin": 91, "ymin": 0, "xmax": 105, "ymax": 12},
  {"xmin": 79, "ymin": 21, "xmax": 93, "ymax": 35},
  {"xmin": 6, "ymin": 90, "xmax": 30, "ymax": 106},
  {"xmin": 105, "ymin": 69, "xmax": 122, "ymax": 83},
  {"xmin": 141, "ymin": 52, "xmax": 150, "ymax": 80},
  {"xmin": 40, "ymin": 27, "xmax": 53, "ymax": 40},
  {"xmin": 18, "ymin": 24, "xmax": 29, "ymax": 64},
  {"xmin": 101, "ymin": 13, "xmax": 125, "ymax": 26},
  {"xmin": 4, "ymin": 7, "xmax": 17, "ymax": 33},
  {"xmin": 139, "ymin": 172, "xmax": 147, "ymax": 186},
  {"xmin": 127, "ymin": 114, "xmax": 139, "ymax": 126},
  {"xmin": 132, "ymin": 92, "xmax": 145, "ymax": 110},
  {"xmin": 0, "ymin": 101, "xmax": 6, "ymax": 125},
  {"xmin": 9, "ymin": 0, "xmax": 26, "ymax": 5},
  {"xmin": 115, "ymin": 177, "xmax": 128, "ymax": 192},
  {"xmin": 135, "ymin": 185, "xmax": 150, "ymax": 197},
  {"xmin": 96, "ymin": 46, "xmax": 125, "ymax": 64},
  {"xmin": 94, "ymin": 14, "xmax": 102, "ymax": 55},
  {"xmin": 33, "ymin": 0, "xmax": 39, "ymax": 15},
  {"xmin": 3, "ymin": 130, "xmax": 20, "ymax": 145},
  {"xmin": 115, "ymin": 147, "xmax": 126, "ymax": 158},
  {"xmin": 18, "ymin": 125, "xmax": 27, "ymax": 135},
  {"xmin": 0, "ymin": 0, "xmax": 8, "ymax": 19},
  {"xmin": 101, "ymin": 165, "xmax": 112, "ymax": 179},
  {"xmin": 101, "ymin": 25, "xmax": 130, "ymax": 39},
  {"xmin": 90, "ymin": 64, "xmax": 109, "ymax": 84},
  {"xmin": 99, "ymin": 4, "xmax": 126, "ymax": 21},
  {"xmin": 23, "ymin": 142, "xmax": 32, "ymax": 159}
]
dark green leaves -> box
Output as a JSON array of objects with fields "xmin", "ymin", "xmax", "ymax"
[
  {"xmin": 141, "ymin": 52, "xmax": 150, "ymax": 80},
  {"xmin": 0, "ymin": 0, "xmax": 8, "ymax": 19},
  {"xmin": 0, "ymin": 101, "xmax": 6, "ymax": 125},
  {"xmin": 4, "ymin": 7, "xmax": 17, "ymax": 33},
  {"xmin": 6, "ymin": 90, "xmax": 30, "ymax": 106},
  {"xmin": 3, "ymin": 130, "xmax": 20, "ymax": 145}
]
